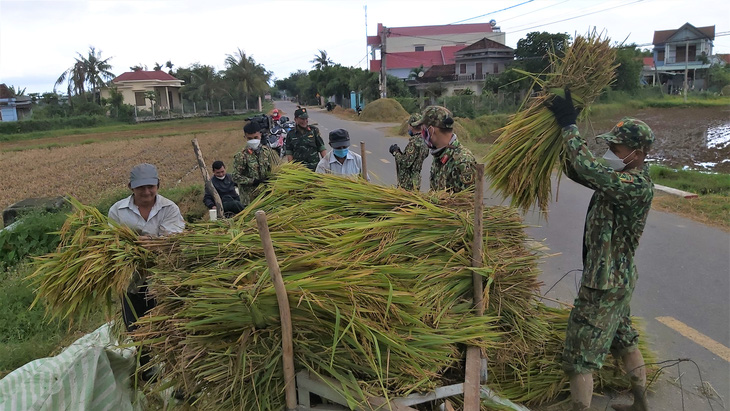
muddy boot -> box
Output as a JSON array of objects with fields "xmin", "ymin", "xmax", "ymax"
[
  {"xmin": 570, "ymin": 373, "xmax": 593, "ymax": 411},
  {"xmin": 612, "ymin": 349, "xmax": 649, "ymax": 411}
]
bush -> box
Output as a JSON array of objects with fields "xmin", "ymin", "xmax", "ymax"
[
  {"xmin": 0, "ymin": 210, "xmax": 67, "ymax": 270},
  {"xmin": 393, "ymin": 97, "xmax": 419, "ymax": 114},
  {"xmin": 0, "ymin": 115, "xmax": 113, "ymax": 137}
]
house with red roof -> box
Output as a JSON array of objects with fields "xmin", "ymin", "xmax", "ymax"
[
  {"xmin": 412, "ymin": 38, "xmax": 515, "ymax": 97},
  {"xmin": 100, "ymin": 70, "xmax": 184, "ymax": 110},
  {"xmin": 368, "ymin": 21, "xmax": 506, "ymax": 80},
  {"xmin": 652, "ymin": 23, "xmax": 714, "ymax": 90}
]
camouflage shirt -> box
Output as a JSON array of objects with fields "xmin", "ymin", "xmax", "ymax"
[
  {"xmin": 429, "ymin": 136, "xmax": 477, "ymax": 193},
  {"xmin": 232, "ymin": 146, "xmax": 279, "ymax": 205},
  {"xmin": 285, "ymin": 125, "xmax": 326, "ymax": 171},
  {"xmin": 561, "ymin": 125, "xmax": 653, "ymax": 290},
  {"xmin": 394, "ymin": 133, "xmax": 429, "ymax": 191}
]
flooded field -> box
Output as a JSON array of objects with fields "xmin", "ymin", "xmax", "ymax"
[{"xmin": 585, "ymin": 106, "xmax": 730, "ymax": 172}]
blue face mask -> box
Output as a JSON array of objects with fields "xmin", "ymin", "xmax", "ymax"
[
  {"xmin": 333, "ymin": 148, "xmax": 349, "ymax": 158},
  {"xmin": 407, "ymin": 129, "xmax": 415, "ymax": 137}
]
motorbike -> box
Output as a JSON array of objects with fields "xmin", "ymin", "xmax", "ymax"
[{"xmin": 245, "ymin": 114, "xmax": 284, "ymax": 156}]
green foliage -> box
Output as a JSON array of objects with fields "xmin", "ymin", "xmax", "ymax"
[
  {"xmin": 0, "ymin": 115, "xmax": 113, "ymax": 136},
  {"xmin": 650, "ymin": 165, "xmax": 730, "ymax": 195},
  {"xmin": 708, "ymin": 64, "xmax": 730, "ymax": 92},
  {"xmin": 393, "ymin": 97, "xmax": 419, "ymax": 113},
  {"xmin": 613, "ymin": 45, "xmax": 644, "ymax": 91},
  {"xmin": 515, "ymin": 31, "xmax": 571, "ymax": 74},
  {"xmin": 483, "ymin": 69, "xmax": 533, "ymax": 94},
  {"xmin": 386, "ymin": 75, "xmax": 412, "ymax": 98},
  {"xmin": 0, "ymin": 210, "xmax": 67, "ymax": 270},
  {"xmin": 276, "ymin": 66, "xmax": 382, "ymax": 105}
]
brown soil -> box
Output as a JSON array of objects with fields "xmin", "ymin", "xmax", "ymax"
[{"xmin": 582, "ymin": 106, "xmax": 730, "ymax": 172}]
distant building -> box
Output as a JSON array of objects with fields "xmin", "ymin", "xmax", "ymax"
[
  {"xmin": 412, "ymin": 37, "xmax": 515, "ymax": 97},
  {"xmin": 100, "ymin": 70, "xmax": 184, "ymax": 110},
  {"xmin": 651, "ymin": 23, "xmax": 715, "ymax": 91},
  {"xmin": 368, "ymin": 22, "xmax": 506, "ymax": 80},
  {"xmin": 0, "ymin": 84, "xmax": 32, "ymax": 122}
]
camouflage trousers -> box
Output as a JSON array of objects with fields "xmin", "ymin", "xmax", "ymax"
[{"xmin": 562, "ymin": 285, "xmax": 640, "ymax": 375}]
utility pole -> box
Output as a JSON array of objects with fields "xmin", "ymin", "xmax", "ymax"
[
  {"xmin": 683, "ymin": 40, "xmax": 689, "ymax": 102},
  {"xmin": 364, "ymin": 5, "xmax": 368, "ymax": 72},
  {"xmin": 381, "ymin": 26, "xmax": 388, "ymax": 98}
]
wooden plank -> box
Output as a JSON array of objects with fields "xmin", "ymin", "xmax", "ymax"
[{"xmin": 191, "ymin": 138, "xmax": 224, "ymax": 217}]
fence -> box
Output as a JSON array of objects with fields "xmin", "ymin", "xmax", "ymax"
[{"xmin": 134, "ymin": 98, "xmax": 262, "ymax": 122}]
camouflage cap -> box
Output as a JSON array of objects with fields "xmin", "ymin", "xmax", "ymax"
[
  {"xmin": 414, "ymin": 106, "xmax": 454, "ymax": 129},
  {"xmin": 408, "ymin": 113, "xmax": 422, "ymax": 127},
  {"xmin": 596, "ymin": 117, "xmax": 654, "ymax": 150},
  {"xmin": 294, "ymin": 107, "xmax": 309, "ymax": 119}
]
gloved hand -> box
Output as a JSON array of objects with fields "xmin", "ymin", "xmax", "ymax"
[
  {"xmin": 389, "ymin": 144, "xmax": 401, "ymax": 156},
  {"xmin": 545, "ymin": 88, "xmax": 578, "ymax": 128},
  {"xmin": 252, "ymin": 178, "xmax": 262, "ymax": 186}
]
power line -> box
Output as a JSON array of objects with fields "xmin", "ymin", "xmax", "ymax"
[
  {"xmin": 505, "ymin": 0, "xmax": 645, "ymax": 34},
  {"xmin": 450, "ymin": 0, "xmax": 536, "ymax": 25},
  {"xmin": 496, "ymin": 0, "xmax": 570, "ymax": 25}
]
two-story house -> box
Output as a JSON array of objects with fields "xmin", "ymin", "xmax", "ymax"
[
  {"xmin": 652, "ymin": 23, "xmax": 715, "ymax": 91},
  {"xmin": 412, "ymin": 38, "xmax": 515, "ymax": 98}
]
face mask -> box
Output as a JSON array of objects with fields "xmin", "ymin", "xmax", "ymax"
[
  {"xmin": 407, "ymin": 129, "xmax": 414, "ymax": 137},
  {"xmin": 215, "ymin": 174, "xmax": 226, "ymax": 180},
  {"xmin": 602, "ymin": 148, "xmax": 635, "ymax": 171},
  {"xmin": 422, "ymin": 126, "xmax": 434, "ymax": 149},
  {"xmin": 333, "ymin": 148, "xmax": 349, "ymax": 158},
  {"xmin": 247, "ymin": 139, "xmax": 261, "ymax": 150}
]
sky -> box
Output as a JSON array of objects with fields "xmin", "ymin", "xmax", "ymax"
[{"xmin": 1, "ymin": 0, "xmax": 728, "ymax": 94}]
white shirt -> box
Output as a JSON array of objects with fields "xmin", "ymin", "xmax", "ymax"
[
  {"xmin": 315, "ymin": 150, "xmax": 370, "ymax": 181},
  {"xmin": 108, "ymin": 194, "xmax": 185, "ymax": 237}
]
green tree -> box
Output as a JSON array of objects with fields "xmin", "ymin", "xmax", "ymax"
[
  {"xmin": 613, "ymin": 45, "xmax": 644, "ymax": 92},
  {"xmin": 182, "ymin": 64, "xmax": 223, "ymax": 105},
  {"xmin": 6, "ymin": 85, "xmax": 26, "ymax": 96},
  {"xmin": 81, "ymin": 47, "xmax": 115, "ymax": 103},
  {"xmin": 55, "ymin": 60, "xmax": 87, "ymax": 101},
  {"xmin": 707, "ymin": 63, "xmax": 730, "ymax": 92},
  {"xmin": 311, "ymin": 50, "xmax": 333, "ymax": 70},
  {"xmin": 515, "ymin": 31, "xmax": 570, "ymax": 74},
  {"xmin": 224, "ymin": 48, "xmax": 271, "ymax": 103}
]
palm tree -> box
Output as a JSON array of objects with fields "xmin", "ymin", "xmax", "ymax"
[
  {"xmin": 224, "ymin": 48, "xmax": 271, "ymax": 103},
  {"xmin": 311, "ymin": 50, "xmax": 333, "ymax": 70},
  {"xmin": 55, "ymin": 60, "xmax": 87, "ymax": 100},
  {"xmin": 185, "ymin": 65, "xmax": 223, "ymax": 106},
  {"xmin": 81, "ymin": 47, "xmax": 115, "ymax": 104}
]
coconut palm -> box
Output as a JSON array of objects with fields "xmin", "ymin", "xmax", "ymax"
[
  {"xmin": 311, "ymin": 50, "xmax": 333, "ymax": 70},
  {"xmin": 185, "ymin": 65, "xmax": 223, "ymax": 105},
  {"xmin": 224, "ymin": 48, "xmax": 271, "ymax": 102},
  {"xmin": 81, "ymin": 47, "xmax": 115, "ymax": 103},
  {"xmin": 55, "ymin": 60, "xmax": 87, "ymax": 100}
]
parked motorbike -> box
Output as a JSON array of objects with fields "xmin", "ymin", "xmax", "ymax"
[{"xmin": 267, "ymin": 124, "xmax": 286, "ymax": 157}]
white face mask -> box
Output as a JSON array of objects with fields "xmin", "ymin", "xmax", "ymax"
[
  {"xmin": 247, "ymin": 139, "xmax": 261, "ymax": 150},
  {"xmin": 215, "ymin": 174, "xmax": 226, "ymax": 180},
  {"xmin": 602, "ymin": 149, "xmax": 635, "ymax": 171}
]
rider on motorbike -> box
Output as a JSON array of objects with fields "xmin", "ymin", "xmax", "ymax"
[{"xmin": 271, "ymin": 109, "xmax": 281, "ymax": 124}]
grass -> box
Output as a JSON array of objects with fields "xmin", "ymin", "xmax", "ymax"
[
  {"xmin": 650, "ymin": 165, "xmax": 730, "ymax": 195},
  {"xmin": 652, "ymin": 193, "xmax": 729, "ymax": 231}
]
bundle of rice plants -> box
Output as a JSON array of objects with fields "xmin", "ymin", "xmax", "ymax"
[{"xmin": 485, "ymin": 30, "xmax": 618, "ymax": 213}]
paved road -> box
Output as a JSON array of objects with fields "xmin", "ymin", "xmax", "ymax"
[{"xmin": 277, "ymin": 101, "xmax": 730, "ymax": 410}]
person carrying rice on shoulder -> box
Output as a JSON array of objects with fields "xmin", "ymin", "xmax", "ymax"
[{"xmin": 546, "ymin": 89, "xmax": 654, "ymax": 411}]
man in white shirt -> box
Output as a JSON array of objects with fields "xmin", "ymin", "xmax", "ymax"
[
  {"xmin": 108, "ymin": 163, "xmax": 184, "ymax": 381},
  {"xmin": 315, "ymin": 128, "xmax": 370, "ymax": 181}
]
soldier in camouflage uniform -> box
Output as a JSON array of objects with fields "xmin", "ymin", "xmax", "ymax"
[
  {"xmin": 389, "ymin": 113, "xmax": 430, "ymax": 191},
  {"xmin": 285, "ymin": 107, "xmax": 327, "ymax": 171},
  {"xmin": 547, "ymin": 89, "xmax": 654, "ymax": 411},
  {"xmin": 412, "ymin": 106, "xmax": 476, "ymax": 193},
  {"xmin": 232, "ymin": 121, "xmax": 280, "ymax": 206}
]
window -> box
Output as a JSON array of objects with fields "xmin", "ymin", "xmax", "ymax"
[
  {"xmin": 415, "ymin": 45, "xmax": 425, "ymax": 52},
  {"xmin": 135, "ymin": 92, "xmax": 146, "ymax": 106},
  {"xmin": 493, "ymin": 63, "xmax": 499, "ymax": 74},
  {"xmin": 657, "ymin": 50, "xmax": 665, "ymax": 62},
  {"xmin": 459, "ymin": 63, "xmax": 466, "ymax": 74}
]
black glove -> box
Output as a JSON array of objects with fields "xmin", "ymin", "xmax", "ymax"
[
  {"xmin": 389, "ymin": 144, "xmax": 401, "ymax": 156},
  {"xmin": 545, "ymin": 88, "xmax": 578, "ymax": 128},
  {"xmin": 252, "ymin": 178, "xmax": 262, "ymax": 186}
]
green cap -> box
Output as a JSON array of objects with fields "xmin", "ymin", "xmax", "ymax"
[
  {"xmin": 294, "ymin": 107, "xmax": 309, "ymax": 119},
  {"xmin": 596, "ymin": 117, "xmax": 654, "ymax": 150},
  {"xmin": 408, "ymin": 113, "xmax": 422, "ymax": 127},
  {"xmin": 414, "ymin": 106, "xmax": 454, "ymax": 129}
]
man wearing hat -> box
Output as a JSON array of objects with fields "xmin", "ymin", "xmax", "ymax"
[
  {"xmin": 315, "ymin": 128, "xmax": 369, "ymax": 180},
  {"xmin": 285, "ymin": 107, "xmax": 327, "ymax": 171},
  {"xmin": 389, "ymin": 113, "xmax": 430, "ymax": 191},
  {"xmin": 232, "ymin": 120, "xmax": 280, "ymax": 206},
  {"xmin": 546, "ymin": 89, "xmax": 654, "ymax": 411},
  {"xmin": 413, "ymin": 106, "xmax": 476, "ymax": 193},
  {"xmin": 108, "ymin": 163, "xmax": 185, "ymax": 380}
]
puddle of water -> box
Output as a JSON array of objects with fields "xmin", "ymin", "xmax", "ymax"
[{"xmin": 706, "ymin": 122, "xmax": 730, "ymax": 150}]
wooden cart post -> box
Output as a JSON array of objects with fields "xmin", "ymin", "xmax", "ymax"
[
  {"xmin": 192, "ymin": 138, "xmax": 224, "ymax": 218},
  {"xmin": 360, "ymin": 141, "xmax": 368, "ymax": 180},
  {"xmin": 464, "ymin": 163, "xmax": 486, "ymax": 411},
  {"xmin": 255, "ymin": 210, "xmax": 297, "ymax": 411}
]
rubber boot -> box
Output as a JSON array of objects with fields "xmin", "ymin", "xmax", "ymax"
[
  {"xmin": 570, "ymin": 373, "xmax": 593, "ymax": 411},
  {"xmin": 612, "ymin": 349, "xmax": 649, "ymax": 411}
]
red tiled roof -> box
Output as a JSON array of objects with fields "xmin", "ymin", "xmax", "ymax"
[
  {"xmin": 384, "ymin": 51, "xmax": 445, "ymax": 69},
  {"xmin": 653, "ymin": 23, "xmax": 715, "ymax": 45},
  {"xmin": 441, "ymin": 45, "xmax": 466, "ymax": 64},
  {"xmin": 457, "ymin": 37, "xmax": 512, "ymax": 53},
  {"xmin": 113, "ymin": 70, "xmax": 181, "ymax": 82},
  {"xmin": 717, "ymin": 54, "xmax": 730, "ymax": 64}
]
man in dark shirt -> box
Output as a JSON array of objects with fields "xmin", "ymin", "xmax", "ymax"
[
  {"xmin": 203, "ymin": 160, "xmax": 244, "ymax": 217},
  {"xmin": 285, "ymin": 107, "xmax": 326, "ymax": 171}
]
